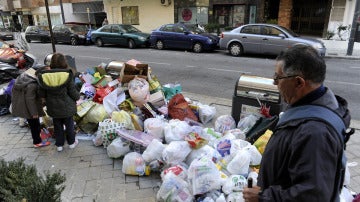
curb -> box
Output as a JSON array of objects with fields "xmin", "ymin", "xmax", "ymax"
[
  {"xmin": 183, "ymin": 91, "xmax": 360, "ymax": 130},
  {"xmin": 325, "ymin": 55, "xmax": 360, "ymax": 60}
]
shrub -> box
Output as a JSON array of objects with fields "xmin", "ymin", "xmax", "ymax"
[
  {"xmin": 326, "ymin": 30, "xmax": 335, "ymax": 40},
  {"xmin": 266, "ymin": 19, "xmax": 278, "ymax": 24},
  {"xmin": 204, "ymin": 23, "xmax": 220, "ymax": 33},
  {"xmin": 0, "ymin": 158, "xmax": 66, "ymax": 202}
]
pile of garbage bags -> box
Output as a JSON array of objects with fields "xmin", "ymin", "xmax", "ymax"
[{"xmin": 61, "ymin": 59, "xmax": 275, "ymax": 201}]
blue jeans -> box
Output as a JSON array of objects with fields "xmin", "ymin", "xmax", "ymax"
[{"xmin": 53, "ymin": 117, "xmax": 76, "ymax": 147}]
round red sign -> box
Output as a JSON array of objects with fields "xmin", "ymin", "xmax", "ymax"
[{"xmin": 182, "ymin": 8, "xmax": 192, "ymax": 22}]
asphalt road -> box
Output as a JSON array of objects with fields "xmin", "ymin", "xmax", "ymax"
[{"xmin": 26, "ymin": 42, "xmax": 360, "ymax": 120}]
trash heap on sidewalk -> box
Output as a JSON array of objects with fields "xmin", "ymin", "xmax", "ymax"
[{"xmin": 65, "ymin": 58, "xmax": 276, "ymax": 202}]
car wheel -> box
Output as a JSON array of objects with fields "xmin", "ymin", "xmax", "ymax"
[
  {"xmin": 128, "ymin": 39, "xmax": 136, "ymax": 49},
  {"xmin": 155, "ymin": 40, "xmax": 164, "ymax": 50},
  {"xmin": 96, "ymin": 38, "xmax": 104, "ymax": 47},
  {"xmin": 193, "ymin": 42, "xmax": 203, "ymax": 53},
  {"xmin": 70, "ymin": 37, "xmax": 78, "ymax": 46},
  {"xmin": 229, "ymin": 42, "xmax": 243, "ymax": 56},
  {"xmin": 26, "ymin": 37, "xmax": 31, "ymax": 43}
]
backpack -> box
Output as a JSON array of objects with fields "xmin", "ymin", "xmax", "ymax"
[{"xmin": 277, "ymin": 104, "xmax": 355, "ymax": 193}]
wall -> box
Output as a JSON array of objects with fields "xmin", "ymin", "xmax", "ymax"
[
  {"xmin": 327, "ymin": 0, "xmax": 354, "ymax": 40},
  {"xmin": 103, "ymin": 0, "xmax": 174, "ymax": 33},
  {"xmin": 63, "ymin": 3, "xmax": 89, "ymax": 23}
]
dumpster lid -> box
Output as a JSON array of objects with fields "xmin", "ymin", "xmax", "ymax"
[{"xmin": 237, "ymin": 74, "xmax": 278, "ymax": 92}]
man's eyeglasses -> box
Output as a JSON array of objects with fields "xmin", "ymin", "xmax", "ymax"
[{"xmin": 273, "ymin": 74, "xmax": 299, "ymax": 82}]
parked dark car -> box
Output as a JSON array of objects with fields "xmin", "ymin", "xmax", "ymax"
[
  {"xmin": 90, "ymin": 24, "xmax": 150, "ymax": 48},
  {"xmin": 219, "ymin": 23, "xmax": 326, "ymax": 57},
  {"xmin": 150, "ymin": 23, "xmax": 219, "ymax": 53},
  {"xmin": 24, "ymin": 25, "xmax": 51, "ymax": 43},
  {"xmin": 52, "ymin": 23, "xmax": 88, "ymax": 46},
  {"xmin": 0, "ymin": 28, "xmax": 14, "ymax": 41}
]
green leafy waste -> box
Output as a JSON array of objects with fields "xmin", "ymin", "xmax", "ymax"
[{"xmin": 0, "ymin": 158, "xmax": 66, "ymax": 202}]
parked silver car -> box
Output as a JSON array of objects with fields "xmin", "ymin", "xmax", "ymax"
[{"xmin": 219, "ymin": 23, "xmax": 326, "ymax": 57}]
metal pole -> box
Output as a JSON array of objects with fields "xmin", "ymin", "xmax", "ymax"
[
  {"xmin": 347, "ymin": 0, "xmax": 360, "ymax": 56},
  {"xmin": 59, "ymin": 0, "xmax": 65, "ymax": 23},
  {"xmin": 45, "ymin": 0, "xmax": 56, "ymax": 53},
  {"xmin": 87, "ymin": 8, "xmax": 91, "ymax": 29}
]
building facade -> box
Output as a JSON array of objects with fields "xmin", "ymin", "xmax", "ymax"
[{"xmin": 0, "ymin": 0, "xmax": 358, "ymax": 40}]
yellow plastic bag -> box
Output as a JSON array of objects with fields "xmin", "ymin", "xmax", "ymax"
[
  {"xmin": 83, "ymin": 103, "xmax": 109, "ymax": 123},
  {"xmin": 253, "ymin": 129, "xmax": 273, "ymax": 154},
  {"xmin": 111, "ymin": 110, "xmax": 135, "ymax": 130}
]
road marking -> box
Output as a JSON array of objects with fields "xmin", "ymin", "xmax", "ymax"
[
  {"xmin": 326, "ymin": 80, "xmax": 360, "ymax": 86},
  {"xmin": 207, "ymin": 67, "xmax": 251, "ymax": 74},
  {"xmin": 349, "ymin": 66, "xmax": 360, "ymax": 69},
  {"xmin": 78, "ymin": 55, "xmax": 112, "ymax": 60},
  {"xmin": 142, "ymin": 61, "xmax": 172, "ymax": 66}
]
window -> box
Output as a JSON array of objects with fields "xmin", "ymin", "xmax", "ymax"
[
  {"xmin": 161, "ymin": 25, "xmax": 174, "ymax": 32},
  {"xmin": 174, "ymin": 25, "xmax": 184, "ymax": 33},
  {"xmin": 330, "ymin": 0, "xmax": 346, "ymax": 21},
  {"xmin": 241, "ymin": 25, "xmax": 261, "ymax": 34},
  {"xmin": 101, "ymin": 25, "xmax": 111, "ymax": 33},
  {"xmin": 112, "ymin": 26, "xmax": 120, "ymax": 33},
  {"xmin": 122, "ymin": 6, "xmax": 139, "ymax": 25},
  {"xmin": 263, "ymin": 26, "xmax": 282, "ymax": 36}
]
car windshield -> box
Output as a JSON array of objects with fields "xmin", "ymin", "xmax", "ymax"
[
  {"xmin": 122, "ymin": 25, "xmax": 141, "ymax": 33},
  {"xmin": 279, "ymin": 26, "xmax": 300, "ymax": 37},
  {"xmin": 184, "ymin": 24, "xmax": 205, "ymax": 34},
  {"xmin": 69, "ymin": 25, "xmax": 87, "ymax": 32}
]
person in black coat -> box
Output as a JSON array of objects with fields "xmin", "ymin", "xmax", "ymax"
[
  {"xmin": 38, "ymin": 53, "xmax": 80, "ymax": 152},
  {"xmin": 243, "ymin": 45, "xmax": 350, "ymax": 202}
]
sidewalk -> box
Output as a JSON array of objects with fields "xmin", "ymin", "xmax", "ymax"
[
  {"xmin": 0, "ymin": 91, "xmax": 359, "ymax": 202},
  {"xmin": 321, "ymin": 39, "xmax": 360, "ymax": 59},
  {"xmin": 0, "ymin": 39, "xmax": 359, "ymax": 201}
]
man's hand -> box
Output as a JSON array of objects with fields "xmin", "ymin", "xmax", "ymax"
[{"xmin": 243, "ymin": 186, "xmax": 261, "ymax": 202}]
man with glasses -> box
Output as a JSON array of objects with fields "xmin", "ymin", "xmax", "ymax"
[{"xmin": 243, "ymin": 45, "xmax": 351, "ymax": 201}]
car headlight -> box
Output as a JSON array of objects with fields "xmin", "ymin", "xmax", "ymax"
[
  {"xmin": 78, "ymin": 35, "xmax": 85, "ymax": 38},
  {"xmin": 312, "ymin": 43, "xmax": 323, "ymax": 49},
  {"xmin": 138, "ymin": 36, "xmax": 146, "ymax": 41}
]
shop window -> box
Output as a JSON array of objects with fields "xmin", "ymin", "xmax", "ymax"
[
  {"xmin": 121, "ymin": 6, "xmax": 139, "ymax": 25},
  {"xmin": 178, "ymin": 7, "xmax": 208, "ymax": 25}
]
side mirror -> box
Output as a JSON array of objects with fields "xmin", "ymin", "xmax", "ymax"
[
  {"xmin": 184, "ymin": 31, "xmax": 190, "ymax": 35},
  {"xmin": 279, "ymin": 33, "xmax": 286, "ymax": 39}
]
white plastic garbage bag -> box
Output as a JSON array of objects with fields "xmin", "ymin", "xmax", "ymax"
[
  {"xmin": 162, "ymin": 141, "xmax": 192, "ymax": 165},
  {"xmin": 142, "ymin": 139, "xmax": 165, "ymax": 163},
  {"xmin": 214, "ymin": 115, "xmax": 236, "ymax": 133},
  {"xmin": 188, "ymin": 156, "xmax": 222, "ymax": 195},
  {"xmin": 122, "ymin": 152, "xmax": 149, "ymax": 176},
  {"xmin": 144, "ymin": 117, "xmax": 166, "ymax": 140},
  {"xmin": 128, "ymin": 77, "xmax": 150, "ymax": 106},
  {"xmin": 156, "ymin": 172, "xmax": 193, "ymax": 202},
  {"xmin": 163, "ymin": 119, "xmax": 192, "ymax": 143},
  {"xmin": 226, "ymin": 192, "xmax": 244, "ymax": 202},
  {"xmin": 185, "ymin": 144, "xmax": 221, "ymax": 166},
  {"xmin": 222, "ymin": 175, "xmax": 247, "ymax": 195},
  {"xmin": 107, "ymin": 137, "xmax": 130, "ymax": 158},
  {"xmin": 198, "ymin": 103, "xmax": 216, "ymax": 124},
  {"xmin": 160, "ymin": 164, "xmax": 188, "ymax": 181},
  {"xmin": 237, "ymin": 113, "xmax": 260, "ymax": 134},
  {"xmin": 226, "ymin": 149, "xmax": 251, "ymax": 176}
]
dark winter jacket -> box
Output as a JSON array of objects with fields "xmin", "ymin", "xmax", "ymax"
[
  {"xmin": 11, "ymin": 73, "xmax": 45, "ymax": 119},
  {"xmin": 258, "ymin": 87, "xmax": 350, "ymax": 202},
  {"xmin": 37, "ymin": 69, "xmax": 80, "ymax": 118}
]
